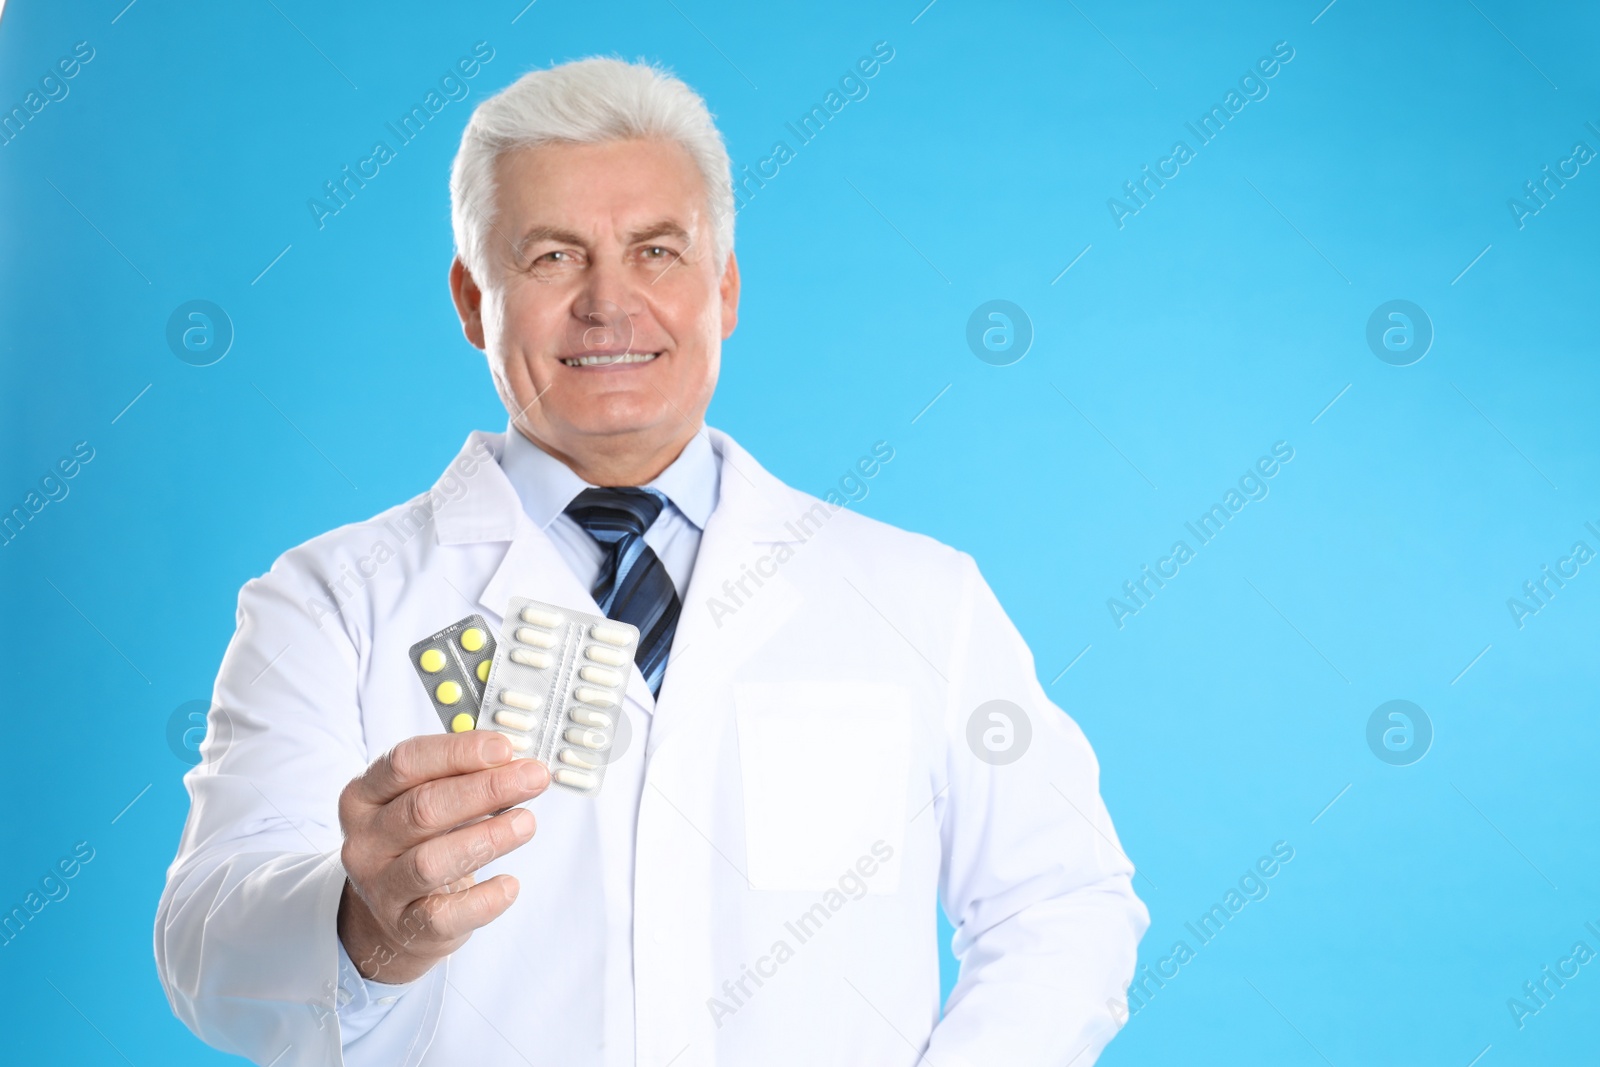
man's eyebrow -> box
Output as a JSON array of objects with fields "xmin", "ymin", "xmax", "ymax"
[
  {"xmin": 517, "ymin": 225, "xmax": 588, "ymax": 252},
  {"xmin": 515, "ymin": 221, "xmax": 692, "ymax": 255},
  {"xmin": 626, "ymin": 220, "xmax": 692, "ymax": 245}
]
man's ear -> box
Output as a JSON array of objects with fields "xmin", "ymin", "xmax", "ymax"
[
  {"xmin": 719, "ymin": 250, "xmax": 741, "ymax": 340},
  {"xmin": 449, "ymin": 257, "xmax": 487, "ymax": 350}
]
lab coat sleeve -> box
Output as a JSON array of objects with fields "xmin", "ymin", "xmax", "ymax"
[
  {"xmin": 924, "ymin": 553, "xmax": 1149, "ymax": 1067},
  {"xmin": 153, "ymin": 548, "xmax": 447, "ymax": 1066}
]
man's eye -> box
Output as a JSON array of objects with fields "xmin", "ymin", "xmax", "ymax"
[
  {"xmin": 528, "ymin": 250, "xmax": 580, "ymax": 275},
  {"xmin": 644, "ymin": 246, "xmax": 675, "ymax": 259}
]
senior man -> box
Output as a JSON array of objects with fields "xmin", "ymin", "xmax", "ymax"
[{"xmin": 156, "ymin": 57, "xmax": 1147, "ymax": 1066}]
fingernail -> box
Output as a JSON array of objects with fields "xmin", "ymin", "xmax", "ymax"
[
  {"xmin": 485, "ymin": 734, "xmax": 513, "ymax": 762},
  {"xmin": 510, "ymin": 808, "xmax": 535, "ymax": 836},
  {"xmin": 525, "ymin": 761, "xmax": 550, "ymax": 789}
]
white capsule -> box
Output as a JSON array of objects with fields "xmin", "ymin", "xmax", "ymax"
[
  {"xmin": 573, "ymin": 686, "xmax": 617, "ymax": 708},
  {"xmin": 506, "ymin": 732, "xmax": 532, "ymax": 752},
  {"xmin": 509, "ymin": 648, "xmax": 551, "ymax": 669},
  {"xmin": 579, "ymin": 665, "xmax": 622, "ymax": 687},
  {"xmin": 585, "ymin": 644, "xmax": 628, "ymax": 667},
  {"xmin": 553, "ymin": 768, "xmax": 597, "ymax": 790},
  {"xmin": 494, "ymin": 708, "xmax": 536, "ymax": 732},
  {"xmin": 514, "ymin": 627, "xmax": 557, "ymax": 649},
  {"xmin": 571, "ymin": 707, "xmax": 613, "ymax": 729},
  {"xmin": 564, "ymin": 726, "xmax": 610, "ymax": 750},
  {"xmin": 558, "ymin": 747, "xmax": 598, "ymax": 770},
  {"xmin": 519, "ymin": 605, "xmax": 563, "ymax": 628},
  {"xmin": 500, "ymin": 689, "xmax": 541, "ymax": 711},
  {"xmin": 590, "ymin": 622, "xmax": 631, "ymax": 646}
]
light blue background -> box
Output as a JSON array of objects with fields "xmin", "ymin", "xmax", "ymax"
[{"xmin": 2, "ymin": 0, "xmax": 1597, "ymax": 1063}]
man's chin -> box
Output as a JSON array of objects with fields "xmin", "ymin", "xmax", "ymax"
[{"xmin": 554, "ymin": 401, "xmax": 677, "ymax": 441}]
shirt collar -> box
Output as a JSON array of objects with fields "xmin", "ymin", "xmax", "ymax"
[{"xmin": 498, "ymin": 421, "xmax": 720, "ymax": 531}]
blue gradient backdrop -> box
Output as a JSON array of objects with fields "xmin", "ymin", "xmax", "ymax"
[{"xmin": 2, "ymin": 0, "xmax": 1596, "ymax": 1064}]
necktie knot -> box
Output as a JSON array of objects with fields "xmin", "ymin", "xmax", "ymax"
[{"xmin": 564, "ymin": 487, "xmax": 667, "ymax": 544}]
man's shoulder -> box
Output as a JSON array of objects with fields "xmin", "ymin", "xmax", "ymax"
[
  {"xmin": 812, "ymin": 493, "xmax": 963, "ymax": 561},
  {"xmin": 753, "ymin": 480, "xmax": 974, "ymax": 590},
  {"xmin": 711, "ymin": 427, "xmax": 971, "ymax": 576},
  {"xmin": 276, "ymin": 491, "xmax": 444, "ymax": 569}
]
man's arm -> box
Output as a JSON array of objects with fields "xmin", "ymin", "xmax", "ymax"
[
  {"xmin": 153, "ymin": 549, "xmax": 542, "ymax": 1065},
  {"xmin": 154, "ymin": 553, "xmax": 387, "ymax": 1065},
  {"xmin": 925, "ymin": 553, "xmax": 1149, "ymax": 1066}
]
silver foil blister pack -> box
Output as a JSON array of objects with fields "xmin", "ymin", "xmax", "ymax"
[
  {"xmin": 477, "ymin": 596, "xmax": 638, "ymax": 795},
  {"xmin": 407, "ymin": 614, "xmax": 497, "ymax": 734}
]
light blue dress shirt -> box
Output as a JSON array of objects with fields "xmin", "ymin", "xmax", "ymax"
[
  {"xmin": 334, "ymin": 422, "xmax": 721, "ymax": 1044},
  {"xmin": 495, "ymin": 421, "xmax": 720, "ymax": 601}
]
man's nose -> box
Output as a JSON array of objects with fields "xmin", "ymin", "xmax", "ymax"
[{"xmin": 571, "ymin": 258, "xmax": 643, "ymax": 352}]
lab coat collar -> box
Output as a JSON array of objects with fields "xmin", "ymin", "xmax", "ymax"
[
  {"xmin": 427, "ymin": 426, "xmax": 814, "ymax": 723},
  {"xmin": 430, "ymin": 426, "xmax": 809, "ymax": 550},
  {"xmin": 423, "ymin": 430, "xmax": 639, "ymax": 707},
  {"xmin": 431, "ymin": 429, "xmax": 523, "ymax": 546}
]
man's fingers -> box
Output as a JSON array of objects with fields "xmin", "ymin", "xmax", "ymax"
[
  {"xmin": 352, "ymin": 731, "xmax": 517, "ymax": 808},
  {"xmin": 440, "ymin": 873, "xmax": 476, "ymax": 894},
  {"xmin": 378, "ymin": 759, "xmax": 549, "ymax": 848},
  {"xmin": 403, "ymin": 874, "xmax": 522, "ymax": 946},
  {"xmin": 386, "ymin": 806, "xmax": 538, "ymax": 900}
]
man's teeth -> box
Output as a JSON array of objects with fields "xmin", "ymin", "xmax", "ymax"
[{"xmin": 562, "ymin": 352, "xmax": 660, "ymax": 367}]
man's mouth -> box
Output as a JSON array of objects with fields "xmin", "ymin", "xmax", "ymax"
[{"xmin": 560, "ymin": 351, "xmax": 661, "ymax": 368}]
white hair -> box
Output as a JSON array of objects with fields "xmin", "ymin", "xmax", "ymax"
[{"xmin": 449, "ymin": 56, "xmax": 734, "ymax": 283}]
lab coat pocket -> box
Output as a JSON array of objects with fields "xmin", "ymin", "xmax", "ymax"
[{"xmin": 734, "ymin": 681, "xmax": 910, "ymax": 893}]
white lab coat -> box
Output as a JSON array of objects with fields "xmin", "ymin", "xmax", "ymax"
[{"xmin": 155, "ymin": 427, "xmax": 1148, "ymax": 1067}]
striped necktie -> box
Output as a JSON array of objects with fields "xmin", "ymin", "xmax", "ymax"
[{"xmin": 564, "ymin": 487, "xmax": 681, "ymax": 697}]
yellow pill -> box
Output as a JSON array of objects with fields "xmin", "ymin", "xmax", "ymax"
[
  {"xmin": 450, "ymin": 712, "xmax": 475, "ymax": 733},
  {"xmin": 436, "ymin": 680, "xmax": 463, "ymax": 705},
  {"xmin": 476, "ymin": 659, "xmax": 490, "ymax": 683},
  {"xmin": 418, "ymin": 648, "xmax": 446, "ymax": 673},
  {"xmin": 460, "ymin": 627, "xmax": 487, "ymax": 653}
]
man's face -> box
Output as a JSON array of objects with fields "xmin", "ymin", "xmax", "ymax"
[{"xmin": 451, "ymin": 138, "xmax": 739, "ymax": 475}]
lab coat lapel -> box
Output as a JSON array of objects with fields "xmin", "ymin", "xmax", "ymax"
[
  {"xmin": 431, "ymin": 431, "xmax": 656, "ymax": 715},
  {"xmin": 647, "ymin": 430, "xmax": 808, "ymax": 749},
  {"xmin": 479, "ymin": 534, "xmax": 659, "ymax": 717},
  {"xmin": 477, "ymin": 528, "xmax": 588, "ymax": 624}
]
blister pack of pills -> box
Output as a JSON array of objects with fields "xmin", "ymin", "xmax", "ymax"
[
  {"xmin": 408, "ymin": 615, "xmax": 497, "ymax": 734},
  {"xmin": 477, "ymin": 596, "xmax": 638, "ymax": 796}
]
